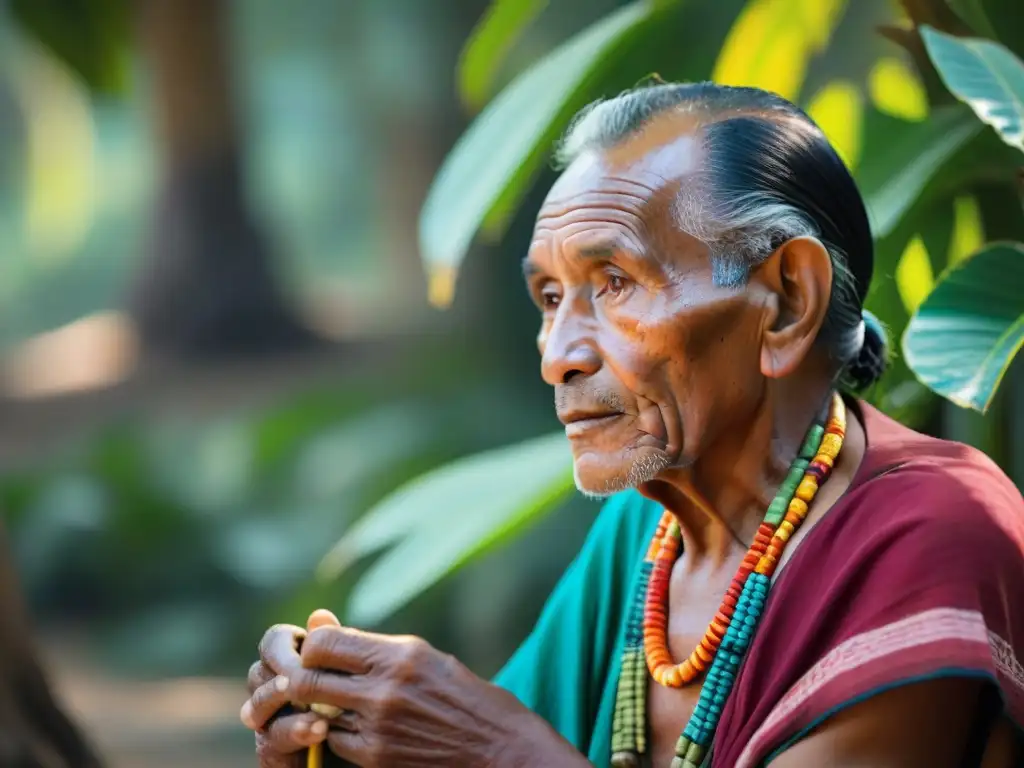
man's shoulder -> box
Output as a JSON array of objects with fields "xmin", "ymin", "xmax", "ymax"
[{"xmin": 848, "ymin": 413, "xmax": 1024, "ymax": 575}]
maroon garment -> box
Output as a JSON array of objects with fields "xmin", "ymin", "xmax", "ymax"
[{"xmin": 713, "ymin": 402, "xmax": 1024, "ymax": 767}]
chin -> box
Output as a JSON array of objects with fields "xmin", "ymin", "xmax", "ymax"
[{"xmin": 572, "ymin": 445, "xmax": 672, "ymax": 498}]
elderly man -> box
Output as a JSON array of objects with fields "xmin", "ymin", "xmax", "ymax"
[{"xmin": 240, "ymin": 82, "xmax": 1024, "ymax": 767}]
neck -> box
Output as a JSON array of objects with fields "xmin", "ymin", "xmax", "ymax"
[{"xmin": 639, "ymin": 375, "xmax": 835, "ymax": 561}]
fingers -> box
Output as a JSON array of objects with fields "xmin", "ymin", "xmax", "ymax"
[
  {"xmin": 261, "ymin": 711, "xmax": 329, "ymax": 753},
  {"xmin": 242, "ymin": 674, "xmax": 293, "ymax": 731},
  {"xmin": 259, "ymin": 624, "xmax": 305, "ymax": 676},
  {"xmin": 300, "ymin": 626, "xmax": 375, "ymax": 674},
  {"xmin": 306, "ymin": 609, "xmax": 342, "ymax": 632},
  {"xmin": 326, "ymin": 729, "xmax": 375, "ymax": 766},
  {"xmin": 287, "ymin": 665, "xmax": 367, "ymax": 713},
  {"xmin": 248, "ymin": 661, "xmax": 274, "ymax": 694}
]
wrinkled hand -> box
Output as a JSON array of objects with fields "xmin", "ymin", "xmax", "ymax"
[
  {"xmin": 241, "ymin": 610, "xmax": 574, "ymax": 768},
  {"xmin": 243, "ymin": 609, "xmax": 341, "ymax": 767}
]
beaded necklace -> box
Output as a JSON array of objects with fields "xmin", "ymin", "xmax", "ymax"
[{"xmin": 611, "ymin": 392, "xmax": 846, "ymax": 768}]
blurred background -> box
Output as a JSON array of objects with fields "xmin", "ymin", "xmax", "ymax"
[{"xmin": 0, "ymin": 0, "xmax": 1021, "ymax": 766}]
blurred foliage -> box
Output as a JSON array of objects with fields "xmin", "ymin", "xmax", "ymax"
[{"xmin": 9, "ymin": 0, "xmax": 131, "ymax": 94}]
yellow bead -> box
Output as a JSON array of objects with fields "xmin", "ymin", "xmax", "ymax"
[
  {"xmin": 814, "ymin": 452, "xmax": 834, "ymax": 468},
  {"xmin": 796, "ymin": 478, "xmax": 818, "ymax": 502},
  {"xmin": 820, "ymin": 433, "xmax": 842, "ymax": 459},
  {"xmin": 788, "ymin": 498, "xmax": 808, "ymax": 518},
  {"xmin": 774, "ymin": 525, "xmax": 791, "ymax": 542}
]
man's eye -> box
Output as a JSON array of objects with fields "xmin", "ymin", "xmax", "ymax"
[
  {"xmin": 607, "ymin": 274, "xmax": 627, "ymax": 295},
  {"xmin": 600, "ymin": 272, "xmax": 630, "ymax": 299}
]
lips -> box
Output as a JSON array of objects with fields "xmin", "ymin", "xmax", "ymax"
[{"xmin": 560, "ymin": 411, "xmax": 622, "ymax": 437}]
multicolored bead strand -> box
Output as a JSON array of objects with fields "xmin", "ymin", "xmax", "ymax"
[
  {"xmin": 609, "ymin": 392, "xmax": 846, "ymax": 768},
  {"xmin": 611, "ymin": 516, "xmax": 669, "ymax": 767}
]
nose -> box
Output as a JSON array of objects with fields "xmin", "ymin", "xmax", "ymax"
[{"xmin": 540, "ymin": 314, "xmax": 601, "ymax": 386}]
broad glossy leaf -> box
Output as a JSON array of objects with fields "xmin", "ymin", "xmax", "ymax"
[
  {"xmin": 921, "ymin": 26, "xmax": 1024, "ymax": 152},
  {"xmin": 457, "ymin": 0, "xmax": 548, "ymax": 112},
  {"xmin": 418, "ymin": 1, "xmax": 659, "ymax": 307},
  {"xmin": 859, "ymin": 106, "xmax": 982, "ymax": 239},
  {"xmin": 903, "ymin": 241, "xmax": 1024, "ymax": 412},
  {"xmin": 319, "ymin": 431, "xmax": 575, "ymax": 625}
]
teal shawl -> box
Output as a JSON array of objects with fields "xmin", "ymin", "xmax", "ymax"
[{"xmin": 492, "ymin": 491, "xmax": 660, "ymax": 764}]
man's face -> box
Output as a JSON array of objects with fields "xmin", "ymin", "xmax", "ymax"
[{"xmin": 523, "ymin": 128, "xmax": 768, "ymax": 496}]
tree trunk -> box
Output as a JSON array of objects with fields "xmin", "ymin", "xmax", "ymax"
[
  {"xmin": 0, "ymin": 524, "xmax": 103, "ymax": 768},
  {"xmin": 129, "ymin": 0, "xmax": 319, "ymax": 360}
]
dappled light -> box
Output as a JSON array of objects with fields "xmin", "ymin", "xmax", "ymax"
[{"xmin": 0, "ymin": 0, "xmax": 1021, "ymax": 766}]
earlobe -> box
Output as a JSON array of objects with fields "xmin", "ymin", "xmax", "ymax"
[{"xmin": 758, "ymin": 236, "xmax": 833, "ymax": 380}]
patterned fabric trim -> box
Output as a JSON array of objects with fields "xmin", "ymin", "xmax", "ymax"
[{"xmin": 736, "ymin": 608, "xmax": 1024, "ymax": 768}]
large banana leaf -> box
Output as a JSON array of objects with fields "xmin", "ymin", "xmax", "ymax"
[
  {"xmin": 417, "ymin": 0, "xmax": 662, "ymax": 308},
  {"xmin": 903, "ymin": 241, "xmax": 1024, "ymax": 412},
  {"xmin": 318, "ymin": 431, "xmax": 574, "ymax": 625},
  {"xmin": 921, "ymin": 26, "xmax": 1024, "ymax": 152}
]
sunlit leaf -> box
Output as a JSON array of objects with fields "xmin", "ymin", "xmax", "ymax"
[
  {"xmin": 894, "ymin": 235, "xmax": 935, "ymax": 313},
  {"xmin": 859, "ymin": 106, "xmax": 981, "ymax": 239},
  {"xmin": 903, "ymin": 242, "xmax": 1024, "ymax": 412},
  {"xmin": 319, "ymin": 431, "xmax": 575, "ymax": 625},
  {"xmin": 921, "ymin": 26, "xmax": 1024, "ymax": 152},
  {"xmin": 868, "ymin": 56, "xmax": 929, "ymax": 122},
  {"xmin": 948, "ymin": 195, "xmax": 984, "ymax": 265},
  {"xmin": 457, "ymin": 0, "xmax": 549, "ymax": 112},
  {"xmin": 711, "ymin": 0, "xmax": 846, "ymax": 101},
  {"xmin": 418, "ymin": 1, "xmax": 660, "ymax": 308},
  {"xmin": 805, "ymin": 80, "xmax": 863, "ymax": 169}
]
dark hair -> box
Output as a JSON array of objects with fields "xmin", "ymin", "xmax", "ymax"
[{"xmin": 556, "ymin": 81, "xmax": 889, "ymax": 390}]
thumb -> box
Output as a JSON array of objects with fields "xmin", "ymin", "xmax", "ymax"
[{"xmin": 306, "ymin": 608, "xmax": 342, "ymax": 632}]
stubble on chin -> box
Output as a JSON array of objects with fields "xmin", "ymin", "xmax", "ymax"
[{"xmin": 573, "ymin": 449, "xmax": 673, "ymax": 499}]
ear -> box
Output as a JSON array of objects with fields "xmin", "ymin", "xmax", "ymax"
[{"xmin": 755, "ymin": 236, "xmax": 833, "ymax": 380}]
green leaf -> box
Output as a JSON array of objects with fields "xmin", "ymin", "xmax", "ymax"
[
  {"xmin": 10, "ymin": 0, "xmax": 131, "ymax": 94},
  {"xmin": 859, "ymin": 106, "xmax": 982, "ymax": 239},
  {"xmin": 319, "ymin": 431, "xmax": 575, "ymax": 625},
  {"xmin": 947, "ymin": 0, "xmax": 997, "ymax": 39},
  {"xmin": 902, "ymin": 241, "xmax": 1024, "ymax": 412},
  {"xmin": 457, "ymin": 0, "xmax": 549, "ymax": 113},
  {"xmin": 418, "ymin": 0, "xmax": 661, "ymax": 308},
  {"xmin": 921, "ymin": 26, "xmax": 1024, "ymax": 152}
]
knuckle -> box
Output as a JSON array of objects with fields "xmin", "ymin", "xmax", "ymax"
[{"xmin": 291, "ymin": 668, "xmax": 327, "ymax": 703}]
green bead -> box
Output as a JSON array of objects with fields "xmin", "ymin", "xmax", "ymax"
[
  {"xmin": 800, "ymin": 425, "xmax": 825, "ymax": 458},
  {"xmin": 611, "ymin": 751, "xmax": 641, "ymax": 768},
  {"xmin": 686, "ymin": 741, "xmax": 707, "ymax": 763}
]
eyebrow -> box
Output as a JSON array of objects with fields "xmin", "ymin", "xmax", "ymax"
[{"xmin": 522, "ymin": 236, "xmax": 647, "ymax": 282}]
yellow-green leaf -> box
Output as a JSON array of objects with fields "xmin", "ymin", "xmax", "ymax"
[
  {"xmin": 868, "ymin": 56, "xmax": 929, "ymax": 122},
  {"xmin": 457, "ymin": 0, "xmax": 549, "ymax": 112},
  {"xmin": 418, "ymin": 1, "xmax": 659, "ymax": 308},
  {"xmin": 895, "ymin": 235, "xmax": 935, "ymax": 313},
  {"xmin": 805, "ymin": 80, "xmax": 863, "ymax": 169},
  {"xmin": 712, "ymin": 0, "xmax": 846, "ymax": 101}
]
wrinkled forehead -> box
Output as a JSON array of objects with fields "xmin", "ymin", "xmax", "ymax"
[{"xmin": 532, "ymin": 123, "xmax": 705, "ymax": 259}]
